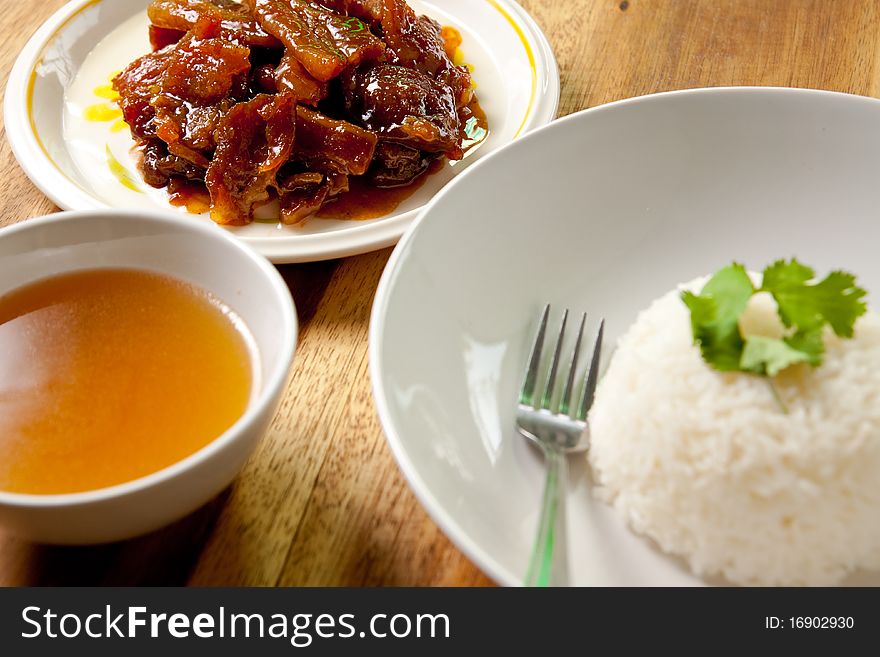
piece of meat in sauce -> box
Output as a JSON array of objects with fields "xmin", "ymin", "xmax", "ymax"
[
  {"xmin": 113, "ymin": 46, "xmax": 175, "ymax": 140},
  {"xmin": 294, "ymin": 105, "xmax": 378, "ymax": 176},
  {"xmin": 250, "ymin": 0, "xmax": 385, "ymax": 81},
  {"xmin": 114, "ymin": 17, "xmax": 251, "ymax": 163},
  {"xmin": 367, "ymin": 142, "xmax": 436, "ymax": 187},
  {"xmin": 279, "ymin": 186, "xmax": 328, "ymax": 224},
  {"xmin": 148, "ymin": 0, "xmax": 280, "ymax": 47},
  {"xmin": 275, "ymin": 50, "xmax": 328, "ymax": 105},
  {"xmin": 379, "ymin": 0, "xmax": 472, "ymax": 108},
  {"xmin": 275, "ymin": 167, "xmax": 342, "ymax": 224},
  {"xmin": 205, "ymin": 93, "xmax": 296, "ymax": 224},
  {"xmin": 315, "ymin": 0, "xmax": 382, "ymax": 23},
  {"xmin": 139, "ymin": 138, "xmax": 207, "ymax": 187},
  {"xmin": 274, "ymin": 108, "xmax": 376, "ymax": 223},
  {"xmin": 150, "ymin": 21, "xmax": 252, "ymax": 167},
  {"xmin": 250, "ymin": 62, "xmax": 279, "ymax": 93},
  {"xmin": 278, "ymin": 170, "xmax": 350, "ymax": 224},
  {"xmin": 149, "ymin": 25, "xmax": 186, "ymax": 50},
  {"xmin": 343, "ymin": 63, "xmax": 462, "ymax": 158}
]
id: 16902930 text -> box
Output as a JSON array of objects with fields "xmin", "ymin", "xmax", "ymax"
[{"xmin": 765, "ymin": 616, "xmax": 854, "ymax": 630}]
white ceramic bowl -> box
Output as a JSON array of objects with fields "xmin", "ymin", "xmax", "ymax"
[
  {"xmin": 371, "ymin": 87, "xmax": 880, "ymax": 586},
  {"xmin": 0, "ymin": 210, "xmax": 297, "ymax": 544}
]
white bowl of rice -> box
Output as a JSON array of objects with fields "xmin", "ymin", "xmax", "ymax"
[
  {"xmin": 371, "ymin": 87, "xmax": 880, "ymax": 586},
  {"xmin": 589, "ymin": 279, "xmax": 880, "ymax": 586}
]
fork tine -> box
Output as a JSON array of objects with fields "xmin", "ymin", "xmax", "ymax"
[
  {"xmin": 519, "ymin": 304, "xmax": 550, "ymax": 405},
  {"xmin": 558, "ymin": 312, "xmax": 586, "ymax": 416},
  {"xmin": 576, "ymin": 318, "xmax": 604, "ymax": 420},
  {"xmin": 540, "ymin": 309, "xmax": 568, "ymax": 409}
]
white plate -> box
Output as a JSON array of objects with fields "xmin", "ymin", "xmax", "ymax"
[
  {"xmin": 5, "ymin": 0, "xmax": 558, "ymax": 263},
  {"xmin": 370, "ymin": 87, "xmax": 880, "ymax": 586}
]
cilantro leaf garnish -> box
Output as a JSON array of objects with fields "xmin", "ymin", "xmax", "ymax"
[
  {"xmin": 783, "ymin": 326, "xmax": 825, "ymax": 364},
  {"xmin": 741, "ymin": 335, "xmax": 815, "ymax": 377},
  {"xmin": 762, "ymin": 261, "xmax": 867, "ymax": 337},
  {"xmin": 681, "ymin": 264, "xmax": 753, "ymax": 371},
  {"xmin": 681, "ymin": 259, "xmax": 867, "ymax": 377}
]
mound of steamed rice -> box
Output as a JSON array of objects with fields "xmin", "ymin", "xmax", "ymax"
[{"xmin": 588, "ymin": 279, "xmax": 880, "ymax": 586}]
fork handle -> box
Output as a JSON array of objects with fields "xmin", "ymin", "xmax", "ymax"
[{"xmin": 525, "ymin": 447, "xmax": 568, "ymax": 587}]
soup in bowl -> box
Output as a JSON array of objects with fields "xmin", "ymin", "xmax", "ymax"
[{"xmin": 0, "ymin": 210, "xmax": 297, "ymax": 544}]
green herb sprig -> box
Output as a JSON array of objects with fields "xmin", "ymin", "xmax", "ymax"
[{"xmin": 681, "ymin": 259, "xmax": 867, "ymax": 377}]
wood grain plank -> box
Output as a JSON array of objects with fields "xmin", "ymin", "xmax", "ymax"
[
  {"xmin": 187, "ymin": 251, "xmax": 389, "ymax": 585},
  {"xmin": 524, "ymin": 0, "xmax": 880, "ymax": 115},
  {"xmin": 0, "ymin": 0, "xmax": 66, "ymax": 228}
]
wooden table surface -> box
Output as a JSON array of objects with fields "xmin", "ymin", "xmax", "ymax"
[{"xmin": 2, "ymin": 0, "xmax": 879, "ymax": 586}]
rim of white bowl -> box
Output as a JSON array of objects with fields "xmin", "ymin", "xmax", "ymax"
[
  {"xmin": 0, "ymin": 209, "xmax": 298, "ymax": 508},
  {"xmin": 369, "ymin": 86, "xmax": 880, "ymax": 587},
  {"xmin": 3, "ymin": 0, "xmax": 560, "ymax": 264}
]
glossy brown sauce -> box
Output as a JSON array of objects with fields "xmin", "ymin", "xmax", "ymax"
[
  {"xmin": 316, "ymin": 158, "xmax": 444, "ymax": 220},
  {"xmin": 168, "ymin": 179, "xmax": 212, "ymax": 214},
  {"xmin": 167, "ymin": 92, "xmax": 488, "ymax": 222},
  {"xmin": 317, "ymin": 97, "xmax": 490, "ymax": 221},
  {"xmin": 161, "ymin": 21, "xmax": 490, "ymax": 225}
]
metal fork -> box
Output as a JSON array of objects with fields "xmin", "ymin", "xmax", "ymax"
[{"xmin": 517, "ymin": 304, "xmax": 604, "ymax": 587}]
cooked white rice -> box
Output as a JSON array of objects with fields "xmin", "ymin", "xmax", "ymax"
[{"xmin": 588, "ymin": 279, "xmax": 880, "ymax": 586}]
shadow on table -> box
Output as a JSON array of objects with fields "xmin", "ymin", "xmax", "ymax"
[
  {"xmin": 276, "ymin": 259, "xmax": 340, "ymax": 326},
  {"xmin": 10, "ymin": 489, "xmax": 231, "ymax": 586}
]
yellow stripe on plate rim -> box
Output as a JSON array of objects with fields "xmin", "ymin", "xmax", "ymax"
[
  {"xmin": 27, "ymin": 0, "xmax": 105, "ymax": 194},
  {"xmin": 484, "ymin": 0, "xmax": 539, "ymax": 137}
]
